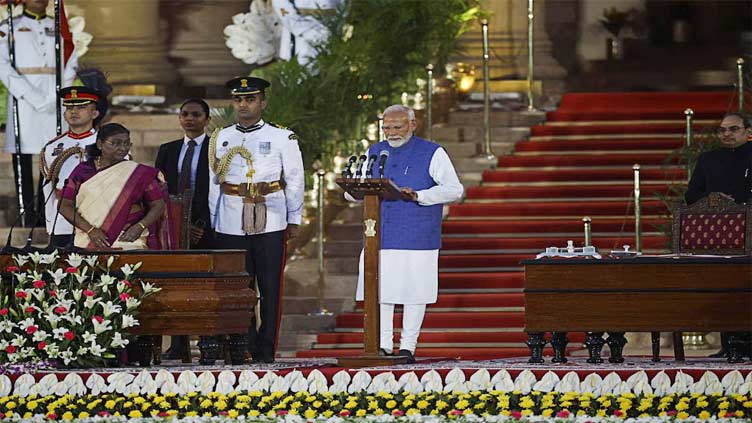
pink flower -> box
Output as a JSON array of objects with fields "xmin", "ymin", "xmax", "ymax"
[
  {"xmin": 218, "ymin": 411, "xmax": 228, "ymax": 416},
  {"xmin": 276, "ymin": 410, "xmax": 288, "ymax": 416},
  {"xmin": 0, "ymin": 308, "xmax": 8, "ymax": 316},
  {"xmin": 53, "ymin": 306, "xmax": 67, "ymax": 314},
  {"xmin": 15, "ymin": 291, "xmax": 26, "ymax": 299},
  {"xmin": 338, "ymin": 411, "xmax": 351, "ymax": 417},
  {"xmin": 119, "ymin": 292, "xmax": 130, "ymax": 301},
  {"xmin": 392, "ymin": 410, "xmax": 405, "ymax": 416},
  {"xmin": 666, "ymin": 411, "xmax": 677, "ymax": 417},
  {"xmin": 32, "ymin": 280, "xmax": 45, "ymax": 289},
  {"xmin": 92, "ymin": 315, "xmax": 103, "ymax": 323},
  {"xmin": 613, "ymin": 410, "xmax": 624, "ymax": 417},
  {"xmin": 5, "ymin": 346, "xmax": 15, "ymax": 354},
  {"xmin": 64, "ymin": 331, "xmax": 75, "ymax": 341},
  {"xmin": 120, "ymin": 280, "xmax": 132, "ymax": 287},
  {"xmin": 82, "ymin": 289, "xmax": 95, "ymax": 297},
  {"xmin": 556, "ymin": 410, "xmax": 570, "ymax": 418},
  {"xmin": 449, "ymin": 410, "xmax": 463, "ymax": 416},
  {"xmin": 26, "ymin": 325, "xmax": 38, "ymax": 334},
  {"xmin": 5, "ymin": 266, "xmax": 19, "ymax": 272},
  {"xmin": 46, "ymin": 413, "xmax": 58, "ymax": 419},
  {"xmin": 48, "ymin": 290, "xmax": 57, "ymax": 298},
  {"xmin": 510, "ymin": 410, "xmax": 523, "ymax": 419},
  {"xmin": 37, "ymin": 341, "xmax": 47, "ymax": 350},
  {"xmin": 96, "ymin": 412, "xmax": 109, "ymax": 417},
  {"xmin": 158, "ymin": 412, "xmax": 170, "ymax": 417},
  {"xmin": 24, "ymin": 306, "xmax": 35, "ymax": 313},
  {"xmin": 65, "ymin": 266, "xmax": 77, "ymax": 274},
  {"xmin": 725, "ymin": 412, "xmax": 735, "ymax": 418}
]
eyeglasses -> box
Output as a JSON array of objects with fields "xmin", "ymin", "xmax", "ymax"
[
  {"xmin": 716, "ymin": 126, "xmax": 747, "ymax": 135},
  {"xmin": 103, "ymin": 140, "xmax": 132, "ymax": 148}
]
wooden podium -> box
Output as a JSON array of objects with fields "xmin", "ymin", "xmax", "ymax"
[{"xmin": 336, "ymin": 177, "xmax": 411, "ymax": 367}]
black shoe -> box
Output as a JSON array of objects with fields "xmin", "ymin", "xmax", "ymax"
[
  {"xmin": 378, "ymin": 348, "xmax": 394, "ymax": 357},
  {"xmin": 708, "ymin": 349, "xmax": 728, "ymax": 359},
  {"xmin": 397, "ymin": 349, "xmax": 416, "ymax": 364}
]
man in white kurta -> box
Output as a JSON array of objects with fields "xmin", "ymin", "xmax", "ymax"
[{"xmin": 349, "ymin": 105, "xmax": 463, "ymax": 362}]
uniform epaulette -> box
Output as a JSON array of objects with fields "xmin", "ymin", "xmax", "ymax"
[
  {"xmin": 42, "ymin": 132, "xmax": 67, "ymax": 149},
  {"xmin": 221, "ymin": 123, "xmax": 234, "ymax": 130},
  {"xmin": 268, "ymin": 122, "xmax": 288, "ymax": 130}
]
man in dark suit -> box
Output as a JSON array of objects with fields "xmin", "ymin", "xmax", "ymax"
[{"xmin": 155, "ymin": 98, "xmax": 212, "ymax": 359}]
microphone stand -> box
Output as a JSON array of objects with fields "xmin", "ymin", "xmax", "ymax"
[{"xmin": 23, "ymin": 180, "xmax": 54, "ymax": 253}]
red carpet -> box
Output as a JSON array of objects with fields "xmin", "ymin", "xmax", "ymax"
[{"xmin": 297, "ymin": 91, "xmax": 708, "ymax": 361}]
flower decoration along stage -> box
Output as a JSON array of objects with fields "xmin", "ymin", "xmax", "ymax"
[{"xmin": 0, "ymin": 251, "xmax": 160, "ymax": 369}]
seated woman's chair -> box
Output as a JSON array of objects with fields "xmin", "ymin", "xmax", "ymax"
[{"xmin": 650, "ymin": 192, "xmax": 751, "ymax": 361}]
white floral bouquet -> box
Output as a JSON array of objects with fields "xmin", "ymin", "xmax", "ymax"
[{"xmin": 0, "ymin": 251, "xmax": 160, "ymax": 368}]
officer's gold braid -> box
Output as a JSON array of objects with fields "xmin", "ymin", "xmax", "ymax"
[
  {"xmin": 46, "ymin": 147, "xmax": 85, "ymax": 184},
  {"xmin": 208, "ymin": 127, "xmax": 256, "ymax": 184},
  {"xmin": 39, "ymin": 148, "xmax": 50, "ymax": 180}
]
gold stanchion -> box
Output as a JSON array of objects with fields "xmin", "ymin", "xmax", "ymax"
[
  {"xmin": 480, "ymin": 19, "xmax": 494, "ymax": 160},
  {"xmin": 526, "ymin": 0, "xmax": 538, "ymax": 112},
  {"xmin": 312, "ymin": 169, "xmax": 332, "ymax": 316},
  {"xmin": 377, "ymin": 114, "xmax": 384, "ymax": 141},
  {"xmin": 737, "ymin": 58, "xmax": 745, "ymax": 112},
  {"xmin": 633, "ymin": 164, "xmax": 642, "ymax": 252},
  {"xmin": 684, "ymin": 108, "xmax": 693, "ymax": 182},
  {"xmin": 582, "ymin": 216, "xmax": 592, "ymax": 247},
  {"xmin": 426, "ymin": 64, "xmax": 434, "ymax": 141}
]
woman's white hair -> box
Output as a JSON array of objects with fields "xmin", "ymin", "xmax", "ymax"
[{"xmin": 383, "ymin": 104, "xmax": 415, "ymax": 121}]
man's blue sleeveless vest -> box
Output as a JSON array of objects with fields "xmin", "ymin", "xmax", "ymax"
[{"xmin": 368, "ymin": 136, "xmax": 442, "ymax": 250}]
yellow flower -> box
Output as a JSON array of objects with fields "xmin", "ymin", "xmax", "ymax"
[
  {"xmin": 374, "ymin": 408, "xmax": 385, "ymax": 416},
  {"xmin": 541, "ymin": 409, "xmax": 553, "ymax": 417},
  {"xmin": 5, "ymin": 401, "xmax": 15, "ymax": 410},
  {"xmin": 345, "ymin": 401, "xmax": 358, "ymax": 409},
  {"xmin": 436, "ymin": 400, "xmax": 448, "ymax": 410},
  {"xmin": 22, "ymin": 412, "xmax": 32, "ymax": 419},
  {"xmin": 463, "ymin": 408, "xmax": 473, "ymax": 415},
  {"xmin": 215, "ymin": 400, "xmax": 227, "ymax": 410},
  {"xmin": 742, "ymin": 400, "xmax": 752, "ymax": 408},
  {"xmin": 402, "ymin": 399, "xmax": 413, "ymax": 408},
  {"xmin": 417, "ymin": 400, "xmax": 429, "ymax": 409},
  {"xmin": 456, "ymin": 399, "xmax": 470, "ymax": 410},
  {"xmin": 228, "ymin": 410, "xmax": 239, "ymax": 418},
  {"xmin": 77, "ymin": 412, "xmax": 89, "ymax": 419},
  {"xmin": 521, "ymin": 409, "xmax": 533, "ymax": 416},
  {"xmin": 676, "ymin": 401, "xmax": 688, "ymax": 411},
  {"xmin": 736, "ymin": 411, "xmax": 745, "ymax": 417},
  {"xmin": 134, "ymin": 397, "xmax": 145, "ymax": 405},
  {"xmin": 199, "ymin": 399, "xmax": 212, "ymax": 409},
  {"xmin": 313, "ymin": 400, "xmax": 322, "ymax": 408},
  {"xmin": 601, "ymin": 399, "xmax": 612, "ymax": 408},
  {"xmin": 519, "ymin": 397, "xmax": 534, "ymax": 409},
  {"xmin": 699, "ymin": 411, "xmax": 711, "ymax": 420},
  {"xmin": 322, "ymin": 410, "xmax": 334, "ymax": 418},
  {"xmin": 356, "ymin": 409, "xmax": 367, "ymax": 417},
  {"xmin": 248, "ymin": 410, "xmax": 260, "ymax": 417},
  {"xmin": 407, "ymin": 408, "xmax": 420, "ymax": 416},
  {"xmin": 123, "ymin": 401, "xmax": 133, "ymax": 408},
  {"xmin": 719, "ymin": 401, "xmax": 730, "ymax": 410},
  {"xmin": 27, "ymin": 401, "xmax": 38, "ymax": 411},
  {"xmin": 185, "ymin": 411, "xmax": 198, "ymax": 417},
  {"xmin": 677, "ymin": 411, "xmax": 689, "ymax": 419},
  {"xmin": 128, "ymin": 410, "xmax": 142, "ymax": 418},
  {"xmin": 386, "ymin": 400, "xmax": 397, "ymax": 409},
  {"xmin": 303, "ymin": 408, "xmax": 316, "ymax": 419},
  {"xmin": 61, "ymin": 412, "xmax": 73, "ymax": 420}
]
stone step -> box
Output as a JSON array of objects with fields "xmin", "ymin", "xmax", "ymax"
[
  {"xmin": 447, "ymin": 110, "xmax": 545, "ymax": 127},
  {"xmin": 434, "ymin": 126, "xmax": 530, "ymax": 145},
  {"xmin": 276, "ymin": 333, "xmax": 317, "ymax": 354},
  {"xmin": 279, "ymin": 314, "xmax": 336, "ymax": 333},
  {"xmin": 281, "ymin": 297, "xmax": 354, "ymax": 315},
  {"xmin": 324, "ymin": 257, "xmax": 358, "ymax": 274},
  {"xmin": 324, "ymin": 240, "xmax": 361, "ymax": 258}
]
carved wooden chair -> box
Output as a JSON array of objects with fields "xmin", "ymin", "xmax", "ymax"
[
  {"xmin": 650, "ymin": 192, "xmax": 751, "ymax": 361},
  {"xmin": 151, "ymin": 192, "xmax": 194, "ymax": 364}
]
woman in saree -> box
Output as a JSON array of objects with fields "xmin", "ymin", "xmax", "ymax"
[{"xmin": 59, "ymin": 123, "xmax": 174, "ymax": 250}]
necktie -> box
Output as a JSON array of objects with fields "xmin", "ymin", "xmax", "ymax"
[{"xmin": 178, "ymin": 139, "xmax": 197, "ymax": 193}]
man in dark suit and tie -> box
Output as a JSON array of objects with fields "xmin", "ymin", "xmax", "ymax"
[{"xmin": 155, "ymin": 98, "xmax": 212, "ymax": 359}]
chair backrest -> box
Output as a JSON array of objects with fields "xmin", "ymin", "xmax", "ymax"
[
  {"xmin": 168, "ymin": 191, "xmax": 193, "ymax": 250},
  {"xmin": 673, "ymin": 192, "xmax": 752, "ymax": 255}
]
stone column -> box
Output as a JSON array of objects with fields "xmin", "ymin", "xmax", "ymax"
[{"xmin": 162, "ymin": 0, "xmax": 253, "ymax": 95}]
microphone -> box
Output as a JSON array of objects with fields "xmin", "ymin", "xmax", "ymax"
[
  {"xmin": 2, "ymin": 180, "xmax": 51, "ymax": 254},
  {"xmin": 353, "ymin": 155, "xmax": 367, "ymax": 178},
  {"xmin": 65, "ymin": 179, "xmax": 83, "ymax": 253},
  {"xmin": 365, "ymin": 154, "xmax": 377, "ymax": 178},
  {"xmin": 23, "ymin": 180, "xmax": 54, "ymax": 252},
  {"xmin": 377, "ymin": 150, "xmax": 390, "ymax": 178},
  {"xmin": 342, "ymin": 155, "xmax": 357, "ymax": 178}
]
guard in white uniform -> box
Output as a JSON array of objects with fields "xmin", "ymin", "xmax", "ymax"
[
  {"xmin": 0, "ymin": 1, "xmax": 78, "ymax": 225},
  {"xmin": 348, "ymin": 105, "xmax": 463, "ymax": 363},
  {"xmin": 208, "ymin": 76, "xmax": 304, "ymax": 363},
  {"xmin": 40, "ymin": 86, "xmax": 100, "ymax": 248}
]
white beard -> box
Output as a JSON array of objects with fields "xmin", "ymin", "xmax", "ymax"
[{"xmin": 387, "ymin": 135, "xmax": 410, "ymax": 148}]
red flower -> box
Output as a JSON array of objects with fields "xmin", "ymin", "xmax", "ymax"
[
  {"xmin": 725, "ymin": 412, "xmax": 736, "ymax": 418},
  {"xmin": 613, "ymin": 410, "xmax": 624, "ymax": 417},
  {"xmin": 65, "ymin": 266, "xmax": 78, "ymax": 274},
  {"xmin": 24, "ymin": 306, "xmax": 35, "ymax": 313},
  {"xmin": 556, "ymin": 410, "xmax": 570, "ymax": 418},
  {"xmin": 218, "ymin": 411, "xmax": 228, "ymax": 416},
  {"xmin": 15, "ymin": 291, "xmax": 26, "ymax": 299},
  {"xmin": 510, "ymin": 410, "xmax": 523, "ymax": 419},
  {"xmin": 37, "ymin": 341, "xmax": 47, "ymax": 350},
  {"xmin": 666, "ymin": 411, "xmax": 677, "ymax": 417},
  {"xmin": 449, "ymin": 410, "xmax": 463, "ymax": 416},
  {"xmin": 0, "ymin": 308, "xmax": 8, "ymax": 316},
  {"xmin": 158, "ymin": 412, "xmax": 170, "ymax": 417},
  {"xmin": 119, "ymin": 292, "xmax": 130, "ymax": 301},
  {"xmin": 338, "ymin": 411, "xmax": 351, "ymax": 417},
  {"xmin": 26, "ymin": 325, "xmax": 38, "ymax": 334},
  {"xmin": 49, "ymin": 290, "xmax": 57, "ymax": 298},
  {"xmin": 120, "ymin": 280, "xmax": 132, "ymax": 287},
  {"xmin": 276, "ymin": 410, "xmax": 288, "ymax": 416},
  {"xmin": 64, "ymin": 331, "xmax": 75, "ymax": 341},
  {"xmin": 392, "ymin": 410, "xmax": 405, "ymax": 416},
  {"xmin": 5, "ymin": 266, "xmax": 19, "ymax": 273},
  {"xmin": 46, "ymin": 413, "xmax": 58, "ymax": 420},
  {"xmin": 92, "ymin": 315, "xmax": 103, "ymax": 323},
  {"xmin": 5, "ymin": 346, "xmax": 15, "ymax": 354},
  {"xmin": 96, "ymin": 411, "xmax": 109, "ymax": 417},
  {"xmin": 82, "ymin": 289, "xmax": 96, "ymax": 297},
  {"xmin": 32, "ymin": 280, "xmax": 45, "ymax": 289},
  {"xmin": 54, "ymin": 306, "xmax": 67, "ymax": 314}
]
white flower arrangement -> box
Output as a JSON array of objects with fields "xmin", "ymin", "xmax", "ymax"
[
  {"xmin": 223, "ymin": 0, "xmax": 281, "ymax": 66},
  {"xmin": 0, "ymin": 251, "xmax": 160, "ymax": 368}
]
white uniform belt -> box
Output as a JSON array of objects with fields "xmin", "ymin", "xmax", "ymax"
[{"xmin": 17, "ymin": 67, "xmax": 55, "ymax": 75}]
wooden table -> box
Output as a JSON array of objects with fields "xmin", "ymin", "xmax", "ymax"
[{"xmin": 523, "ymin": 256, "xmax": 752, "ymax": 364}]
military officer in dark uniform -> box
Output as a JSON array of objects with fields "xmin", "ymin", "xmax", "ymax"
[{"xmin": 208, "ymin": 76, "xmax": 304, "ymax": 363}]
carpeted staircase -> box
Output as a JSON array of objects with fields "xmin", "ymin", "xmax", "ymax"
[{"xmin": 296, "ymin": 91, "xmax": 736, "ymax": 360}]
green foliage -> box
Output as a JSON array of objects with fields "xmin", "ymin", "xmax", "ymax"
[{"xmin": 254, "ymin": 0, "xmax": 482, "ymax": 171}]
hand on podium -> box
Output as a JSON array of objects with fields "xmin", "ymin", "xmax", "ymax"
[{"xmin": 400, "ymin": 187, "xmax": 418, "ymax": 202}]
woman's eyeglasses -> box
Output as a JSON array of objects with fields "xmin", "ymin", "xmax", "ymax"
[{"xmin": 103, "ymin": 140, "xmax": 132, "ymax": 148}]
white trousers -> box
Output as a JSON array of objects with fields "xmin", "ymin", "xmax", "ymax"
[{"xmin": 380, "ymin": 303, "xmax": 426, "ymax": 353}]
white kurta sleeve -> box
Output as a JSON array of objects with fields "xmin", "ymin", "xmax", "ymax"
[
  {"xmin": 282, "ymin": 135, "xmax": 304, "ymax": 225},
  {"xmin": 415, "ymin": 147, "xmax": 464, "ymax": 206}
]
